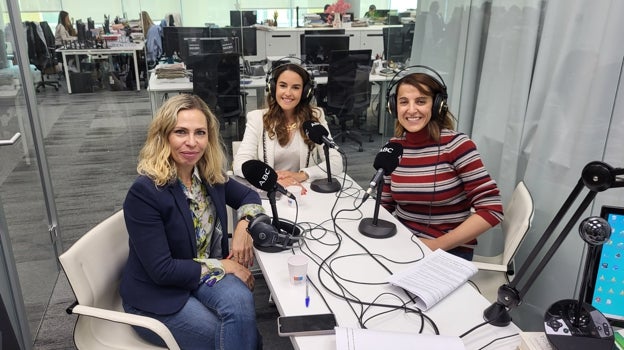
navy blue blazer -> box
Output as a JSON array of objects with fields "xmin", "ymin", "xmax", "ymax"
[{"xmin": 120, "ymin": 174, "xmax": 261, "ymax": 315}]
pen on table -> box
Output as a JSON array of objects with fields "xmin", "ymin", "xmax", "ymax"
[{"xmin": 305, "ymin": 276, "xmax": 310, "ymax": 308}]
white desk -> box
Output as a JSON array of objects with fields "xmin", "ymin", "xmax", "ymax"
[
  {"xmin": 254, "ymin": 178, "xmax": 520, "ymax": 350},
  {"xmin": 148, "ymin": 71, "xmax": 394, "ymax": 135},
  {"xmin": 58, "ymin": 42, "xmax": 144, "ymax": 94},
  {"xmin": 147, "ymin": 73, "xmax": 267, "ymax": 114}
]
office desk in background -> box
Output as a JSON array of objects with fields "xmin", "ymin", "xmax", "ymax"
[
  {"xmin": 58, "ymin": 42, "xmax": 145, "ymax": 94},
  {"xmin": 148, "ymin": 70, "xmax": 395, "ymax": 136},
  {"xmin": 254, "ymin": 177, "xmax": 521, "ymax": 350},
  {"xmin": 147, "ymin": 73, "xmax": 267, "ymax": 114}
]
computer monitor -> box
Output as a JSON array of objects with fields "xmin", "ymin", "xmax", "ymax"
[
  {"xmin": 87, "ymin": 17, "xmax": 95, "ymax": 31},
  {"xmin": 210, "ymin": 27, "xmax": 256, "ymax": 57},
  {"xmin": 230, "ymin": 10, "xmax": 257, "ymax": 27},
  {"xmin": 304, "ymin": 29, "xmax": 345, "ymax": 36},
  {"xmin": 585, "ymin": 205, "xmax": 624, "ymax": 327},
  {"xmin": 179, "ymin": 37, "xmax": 239, "ymax": 63},
  {"xmin": 162, "ymin": 26, "xmax": 210, "ymax": 59},
  {"xmin": 76, "ymin": 20, "xmax": 87, "ymax": 42},
  {"xmin": 300, "ymin": 34, "xmax": 350, "ymax": 66}
]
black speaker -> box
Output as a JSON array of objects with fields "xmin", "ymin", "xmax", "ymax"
[
  {"xmin": 247, "ymin": 214, "xmax": 302, "ymax": 252},
  {"xmin": 265, "ymin": 59, "xmax": 316, "ymax": 105},
  {"xmin": 386, "ymin": 65, "xmax": 448, "ymax": 121}
]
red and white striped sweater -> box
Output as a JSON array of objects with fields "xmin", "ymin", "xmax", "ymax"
[{"xmin": 381, "ymin": 129, "xmax": 504, "ymax": 250}]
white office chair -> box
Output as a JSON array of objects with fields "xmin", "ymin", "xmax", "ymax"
[
  {"xmin": 59, "ymin": 210, "xmax": 181, "ymax": 350},
  {"xmin": 470, "ymin": 181, "xmax": 535, "ymax": 302}
]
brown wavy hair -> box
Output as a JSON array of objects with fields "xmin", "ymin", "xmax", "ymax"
[
  {"xmin": 393, "ymin": 73, "xmax": 456, "ymax": 141},
  {"xmin": 58, "ymin": 11, "xmax": 77, "ymax": 36},
  {"xmin": 137, "ymin": 94, "xmax": 227, "ymax": 186},
  {"xmin": 264, "ymin": 63, "xmax": 318, "ymax": 148}
]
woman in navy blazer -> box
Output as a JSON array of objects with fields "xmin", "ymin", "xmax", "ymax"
[{"xmin": 121, "ymin": 94, "xmax": 265, "ymax": 349}]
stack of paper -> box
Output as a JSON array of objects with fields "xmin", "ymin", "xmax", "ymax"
[
  {"xmin": 387, "ymin": 249, "xmax": 478, "ymax": 310},
  {"xmin": 155, "ymin": 63, "xmax": 187, "ymax": 79}
]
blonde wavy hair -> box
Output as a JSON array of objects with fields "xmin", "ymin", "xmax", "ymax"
[
  {"xmin": 137, "ymin": 94, "xmax": 227, "ymax": 186},
  {"xmin": 141, "ymin": 11, "xmax": 154, "ymax": 33}
]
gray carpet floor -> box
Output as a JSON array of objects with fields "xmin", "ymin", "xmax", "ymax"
[{"xmin": 2, "ymin": 80, "xmax": 386, "ymax": 349}]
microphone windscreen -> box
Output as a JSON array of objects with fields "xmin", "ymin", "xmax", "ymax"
[
  {"xmin": 241, "ymin": 160, "xmax": 278, "ymax": 193},
  {"xmin": 302, "ymin": 120, "xmax": 328, "ymax": 145},
  {"xmin": 373, "ymin": 142, "xmax": 403, "ymax": 175}
]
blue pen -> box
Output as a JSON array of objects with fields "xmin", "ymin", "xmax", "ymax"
[{"xmin": 305, "ymin": 276, "xmax": 310, "ymax": 308}]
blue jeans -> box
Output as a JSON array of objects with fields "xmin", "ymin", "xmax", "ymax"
[
  {"xmin": 124, "ymin": 274, "xmax": 259, "ymax": 350},
  {"xmin": 448, "ymin": 247, "xmax": 474, "ymax": 261}
]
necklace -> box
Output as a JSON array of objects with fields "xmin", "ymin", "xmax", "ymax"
[{"xmin": 286, "ymin": 122, "xmax": 298, "ymax": 131}]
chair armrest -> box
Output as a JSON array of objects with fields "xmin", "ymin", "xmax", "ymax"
[
  {"xmin": 471, "ymin": 261, "xmax": 508, "ymax": 272},
  {"xmin": 72, "ymin": 304, "xmax": 180, "ymax": 350}
]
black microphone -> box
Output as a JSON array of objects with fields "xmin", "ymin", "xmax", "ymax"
[
  {"xmin": 362, "ymin": 142, "xmax": 403, "ymax": 202},
  {"xmin": 302, "ymin": 120, "xmax": 343, "ymax": 153},
  {"xmin": 241, "ymin": 160, "xmax": 296, "ymax": 200}
]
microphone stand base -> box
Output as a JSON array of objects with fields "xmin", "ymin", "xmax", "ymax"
[
  {"xmin": 311, "ymin": 178, "xmax": 341, "ymax": 193},
  {"xmin": 483, "ymin": 302, "xmax": 512, "ymax": 327},
  {"xmin": 358, "ymin": 218, "xmax": 396, "ymax": 238}
]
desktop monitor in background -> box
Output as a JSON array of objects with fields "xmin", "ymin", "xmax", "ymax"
[
  {"xmin": 162, "ymin": 26, "xmax": 210, "ymax": 59},
  {"xmin": 181, "ymin": 38, "xmax": 221, "ymax": 61},
  {"xmin": 304, "ymin": 29, "xmax": 345, "ymax": 36},
  {"xmin": 87, "ymin": 17, "xmax": 95, "ymax": 31},
  {"xmin": 210, "ymin": 27, "xmax": 256, "ymax": 57},
  {"xmin": 230, "ymin": 10, "xmax": 257, "ymax": 27},
  {"xmin": 76, "ymin": 20, "xmax": 87, "ymax": 41},
  {"xmin": 586, "ymin": 205, "xmax": 624, "ymax": 328},
  {"xmin": 300, "ymin": 34, "xmax": 350, "ymax": 66}
]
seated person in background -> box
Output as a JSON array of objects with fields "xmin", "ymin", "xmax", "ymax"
[
  {"xmin": 141, "ymin": 11, "xmax": 162, "ymax": 67},
  {"xmin": 233, "ymin": 63, "xmax": 343, "ymax": 189},
  {"xmin": 364, "ymin": 4, "xmax": 377, "ymax": 18},
  {"xmin": 121, "ymin": 94, "xmax": 265, "ymax": 349},
  {"xmin": 54, "ymin": 10, "xmax": 76, "ymax": 47},
  {"xmin": 380, "ymin": 72, "xmax": 503, "ymax": 261}
]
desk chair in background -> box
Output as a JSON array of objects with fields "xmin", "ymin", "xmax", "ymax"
[
  {"xmin": 470, "ymin": 181, "xmax": 535, "ymax": 302},
  {"xmin": 26, "ymin": 21, "xmax": 60, "ymax": 92},
  {"xmin": 321, "ymin": 49, "xmax": 373, "ymax": 152},
  {"xmin": 187, "ymin": 53, "xmax": 246, "ymax": 140},
  {"xmin": 59, "ymin": 210, "xmax": 180, "ymax": 349}
]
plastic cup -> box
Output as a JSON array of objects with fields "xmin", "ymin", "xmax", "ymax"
[{"xmin": 288, "ymin": 254, "xmax": 308, "ymax": 286}]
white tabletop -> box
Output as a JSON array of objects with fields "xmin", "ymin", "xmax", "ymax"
[{"xmin": 254, "ymin": 176, "xmax": 520, "ymax": 350}]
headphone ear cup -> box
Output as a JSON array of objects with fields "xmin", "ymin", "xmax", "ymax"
[
  {"xmin": 387, "ymin": 93, "xmax": 397, "ymax": 118},
  {"xmin": 432, "ymin": 93, "xmax": 448, "ymax": 121},
  {"xmin": 267, "ymin": 78, "xmax": 276, "ymax": 100},
  {"xmin": 247, "ymin": 214, "xmax": 277, "ymax": 247}
]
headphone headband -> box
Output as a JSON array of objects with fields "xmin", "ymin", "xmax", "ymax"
[
  {"xmin": 265, "ymin": 57, "xmax": 316, "ymax": 104},
  {"xmin": 386, "ymin": 65, "xmax": 447, "ymax": 97}
]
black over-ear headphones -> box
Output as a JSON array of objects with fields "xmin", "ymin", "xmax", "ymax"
[
  {"xmin": 386, "ymin": 65, "xmax": 448, "ymax": 121},
  {"xmin": 265, "ymin": 57, "xmax": 316, "ymax": 105},
  {"xmin": 246, "ymin": 213, "xmax": 302, "ymax": 252}
]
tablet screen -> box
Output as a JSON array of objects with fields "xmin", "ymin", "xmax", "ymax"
[{"xmin": 586, "ymin": 205, "xmax": 624, "ymax": 327}]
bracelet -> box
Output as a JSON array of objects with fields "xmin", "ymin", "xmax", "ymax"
[{"xmin": 239, "ymin": 214, "xmax": 254, "ymax": 223}]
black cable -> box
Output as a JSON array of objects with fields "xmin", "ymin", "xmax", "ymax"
[{"xmin": 477, "ymin": 333, "xmax": 519, "ymax": 350}]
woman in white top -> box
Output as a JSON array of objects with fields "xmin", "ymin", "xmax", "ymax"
[
  {"xmin": 54, "ymin": 10, "xmax": 76, "ymax": 47},
  {"xmin": 233, "ymin": 63, "xmax": 342, "ymax": 188}
]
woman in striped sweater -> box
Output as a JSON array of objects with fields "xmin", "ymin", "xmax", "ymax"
[{"xmin": 381, "ymin": 72, "xmax": 503, "ymax": 260}]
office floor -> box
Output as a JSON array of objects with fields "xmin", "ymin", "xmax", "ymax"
[{"xmin": 8, "ymin": 80, "xmax": 385, "ymax": 349}]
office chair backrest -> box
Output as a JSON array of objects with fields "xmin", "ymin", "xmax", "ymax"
[
  {"xmin": 500, "ymin": 181, "xmax": 535, "ymax": 265},
  {"xmin": 59, "ymin": 210, "xmax": 129, "ymax": 314},
  {"xmin": 59, "ymin": 210, "xmax": 179, "ymax": 349},
  {"xmin": 326, "ymin": 49, "xmax": 372, "ymax": 111},
  {"xmin": 188, "ymin": 53, "xmax": 242, "ymax": 120}
]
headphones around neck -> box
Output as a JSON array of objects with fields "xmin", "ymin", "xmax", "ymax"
[
  {"xmin": 386, "ymin": 65, "xmax": 448, "ymax": 121},
  {"xmin": 246, "ymin": 213, "xmax": 303, "ymax": 252},
  {"xmin": 265, "ymin": 57, "xmax": 316, "ymax": 105}
]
